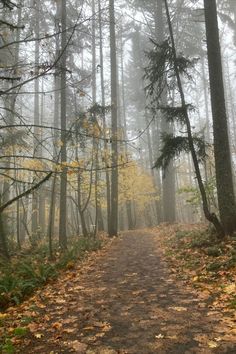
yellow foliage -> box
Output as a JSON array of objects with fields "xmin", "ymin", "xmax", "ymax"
[
  {"xmin": 119, "ymin": 161, "xmax": 158, "ymax": 211},
  {"xmin": 21, "ymin": 159, "xmax": 45, "ymax": 171}
]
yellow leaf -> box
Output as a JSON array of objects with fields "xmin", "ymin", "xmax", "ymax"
[
  {"xmin": 208, "ymin": 341, "xmax": 218, "ymax": 348},
  {"xmin": 0, "ymin": 313, "xmax": 8, "ymax": 320},
  {"xmin": 224, "ymin": 283, "xmax": 236, "ymax": 294},
  {"xmin": 169, "ymin": 306, "xmax": 187, "ymax": 312},
  {"xmin": 34, "ymin": 333, "xmax": 44, "ymax": 338}
]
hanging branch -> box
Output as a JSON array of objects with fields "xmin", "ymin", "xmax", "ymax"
[{"xmin": 0, "ymin": 171, "xmax": 53, "ymax": 213}]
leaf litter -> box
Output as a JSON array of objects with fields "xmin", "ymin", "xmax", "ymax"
[{"xmin": 0, "ymin": 228, "xmax": 236, "ymax": 353}]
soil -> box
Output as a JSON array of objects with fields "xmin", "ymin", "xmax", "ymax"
[{"xmin": 13, "ymin": 230, "xmax": 236, "ymax": 353}]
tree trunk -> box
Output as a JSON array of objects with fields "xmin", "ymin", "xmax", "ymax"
[
  {"xmin": 59, "ymin": 0, "xmax": 68, "ymax": 249},
  {"xmin": 98, "ymin": 0, "xmax": 111, "ymax": 232},
  {"xmin": 47, "ymin": 3, "xmax": 61, "ymax": 246},
  {"xmin": 109, "ymin": 0, "xmax": 119, "ymax": 236},
  {"xmin": 0, "ymin": 212, "xmax": 9, "ymax": 259},
  {"xmin": 204, "ymin": 0, "xmax": 236, "ymax": 234},
  {"xmin": 32, "ymin": 0, "xmax": 40, "ymax": 237},
  {"xmin": 157, "ymin": 0, "xmax": 176, "ymax": 223}
]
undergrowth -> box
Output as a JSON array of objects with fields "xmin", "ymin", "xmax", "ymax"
[
  {"xmin": 155, "ymin": 224, "xmax": 236, "ymax": 312},
  {"xmin": 0, "ymin": 236, "xmax": 102, "ymax": 312}
]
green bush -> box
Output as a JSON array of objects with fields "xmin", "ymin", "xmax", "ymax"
[
  {"xmin": 222, "ymin": 255, "xmax": 236, "ymax": 270},
  {"xmin": 37, "ymin": 263, "xmax": 57, "ymax": 283},
  {"xmin": 189, "ymin": 231, "xmax": 215, "ymax": 248},
  {"xmin": 206, "ymin": 246, "xmax": 222, "ymax": 257},
  {"xmin": 12, "ymin": 327, "xmax": 28, "ymax": 337},
  {"xmin": 229, "ymin": 295, "xmax": 236, "ymax": 309},
  {"xmin": 1, "ymin": 339, "xmax": 14, "ymax": 354},
  {"xmin": 175, "ymin": 230, "xmax": 189, "ymax": 239},
  {"xmin": 206, "ymin": 262, "xmax": 222, "ymax": 272}
]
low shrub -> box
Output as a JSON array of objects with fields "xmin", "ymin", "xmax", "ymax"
[{"xmin": 0, "ymin": 236, "xmax": 103, "ymax": 311}]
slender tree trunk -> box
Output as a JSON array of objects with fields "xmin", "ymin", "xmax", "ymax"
[
  {"xmin": 91, "ymin": 0, "xmax": 103, "ymax": 235},
  {"xmin": 59, "ymin": 0, "xmax": 68, "ymax": 248},
  {"xmin": 109, "ymin": 0, "xmax": 119, "ymax": 236},
  {"xmin": 77, "ymin": 173, "xmax": 88, "ymax": 237},
  {"xmin": 157, "ymin": 0, "xmax": 175, "ymax": 223},
  {"xmin": 204, "ymin": 0, "xmax": 236, "ymax": 234},
  {"xmin": 119, "ymin": 26, "xmax": 136, "ymax": 230},
  {"xmin": 39, "ymin": 81, "xmax": 45, "ymax": 236},
  {"xmin": 48, "ymin": 174, "xmax": 57, "ymax": 259},
  {"xmin": 0, "ymin": 212, "xmax": 9, "ymax": 259},
  {"xmin": 145, "ymin": 110, "xmax": 159, "ymax": 225},
  {"xmin": 98, "ymin": 0, "xmax": 111, "ymax": 232},
  {"xmin": 32, "ymin": 0, "xmax": 40, "ymax": 237},
  {"xmin": 48, "ymin": 5, "xmax": 61, "ymax": 244}
]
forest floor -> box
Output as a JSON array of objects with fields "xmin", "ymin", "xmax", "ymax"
[{"xmin": 1, "ymin": 228, "xmax": 236, "ymax": 353}]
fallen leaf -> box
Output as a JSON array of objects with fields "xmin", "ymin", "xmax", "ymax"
[
  {"xmin": 169, "ymin": 306, "xmax": 187, "ymax": 312},
  {"xmin": 208, "ymin": 341, "xmax": 218, "ymax": 348},
  {"xmin": 34, "ymin": 333, "xmax": 44, "ymax": 339},
  {"xmin": 52, "ymin": 322, "xmax": 63, "ymax": 330},
  {"xmin": 55, "ymin": 298, "xmax": 66, "ymax": 304},
  {"xmin": 224, "ymin": 284, "xmax": 236, "ymax": 294},
  {"xmin": 63, "ymin": 328, "xmax": 76, "ymax": 334},
  {"xmin": 167, "ymin": 335, "xmax": 178, "ymax": 340},
  {"xmin": 83, "ymin": 326, "xmax": 95, "ymax": 331},
  {"xmin": 0, "ymin": 313, "xmax": 8, "ymax": 320},
  {"xmin": 70, "ymin": 340, "xmax": 88, "ymax": 353},
  {"xmin": 36, "ymin": 303, "xmax": 46, "ymax": 309},
  {"xmin": 28, "ymin": 323, "xmax": 39, "ymax": 332},
  {"xmin": 95, "ymin": 332, "xmax": 106, "ymax": 338}
]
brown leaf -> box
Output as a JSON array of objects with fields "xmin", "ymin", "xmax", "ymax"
[
  {"xmin": 69, "ymin": 340, "xmax": 88, "ymax": 353},
  {"xmin": 52, "ymin": 322, "xmax": 63, "ymax": 330},
  {"xmin": 28, "ymin": 323, "xmax": 40, "ymax": 333}
]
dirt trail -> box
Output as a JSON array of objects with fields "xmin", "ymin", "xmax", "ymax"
[{"xmin": 16, "ymin": 231, "xmax": 236, "ymax": 353}]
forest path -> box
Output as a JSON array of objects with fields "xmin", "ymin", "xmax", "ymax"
[{"xmin": 16, "ymin": 230, "xmax": 235, "ymax": 353}]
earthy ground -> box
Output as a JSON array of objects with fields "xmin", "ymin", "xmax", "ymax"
[{"xmin": 5, "ymin": 230, "xmax": 236, "ymax": 353}]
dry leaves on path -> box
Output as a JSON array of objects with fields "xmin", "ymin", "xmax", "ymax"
[{"xmin": 1, "ymin": 229, "xmax": 236, "ymax": 353}]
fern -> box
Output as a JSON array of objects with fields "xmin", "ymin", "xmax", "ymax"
[
  {"xmin": 37, "ymin": 264, "xmax": 57, "ymax": 283},
  {"xmin": 16, "ymin": 262, "xmax": 38, "ymax": 280},
  {"xmin": 0, "ymin": 274, "xmax": 19, "ymax": 293}
]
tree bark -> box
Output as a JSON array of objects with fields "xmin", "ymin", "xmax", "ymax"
[
  {"xmin": 59, "ymin": 0, "xmax": 68, "ymax": 249},
  {"xmin": 109, "ymin": 0, "xmax": 119, "ymax": 236},
  {"xmin": 32, "ymin": 0, "xmax": 40, "ymax": 237},
  {"xmin": 204, "ymin": 0, "xmax": 236, "ymax": 234},
  {"xmin": 98, "ymin": 0, "xmax": 111, "ymax": 232},
  {"xmin": 156, "ymin": 0, "xmax": 176, "ymax": 223}
]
